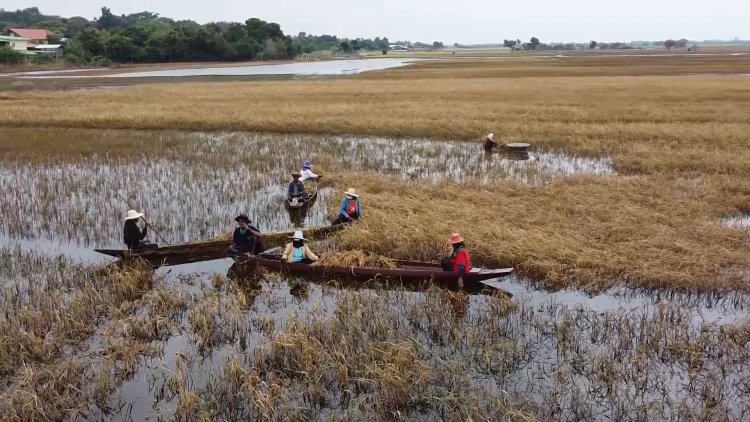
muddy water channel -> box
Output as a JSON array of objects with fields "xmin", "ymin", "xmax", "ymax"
[{"xmin": 1, "ymin": 129, "xmax": 749, "ymax": 420}]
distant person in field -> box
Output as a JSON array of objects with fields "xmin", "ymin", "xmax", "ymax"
[
  {"xmin": 287, "ymin": 172, "xmax": 307, "ymax": 205},
  {"xmin": 483, "ymin": 133, "xmax": 499, "ymax": 152},
  {"xmin": 226, "ymin": 213, "xmax": 264, "ymax": 257},
  {"xmin": 299, "ymin": 160, "xmax": 319, "ymax": 182},
  {"xmin": 332, "ymin": 188, "xmax": 362, "ymax": 225},
  {"xmin": 282, "ymin": 230, "xmax": 319, "ymax": 264},
  {"xmin": 123, "ymin": 209, "xmax": 157, "ymax": 250},
  {"xmin": 441, "ymin": 233, "xmax": 471, "ymax": 288}
]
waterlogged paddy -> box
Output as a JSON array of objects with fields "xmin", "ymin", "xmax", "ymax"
[
  {"xmin": 1, "ymin": 128, "xmax": 749, "ymax": 419},
  {"xmin": 0, "ymin": 129, "xmax": 613, "ymax": 248}
]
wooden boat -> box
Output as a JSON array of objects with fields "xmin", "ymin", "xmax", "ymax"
[
  {"xmin": 286, "ymin": 182, "xmax": 317, "ymax": 209},
  {"xmin": 94, "ymin": 224, "xmax": 343, "ymax": 267},
  {"xmin": 231, "ymin": 255, "xmax": 514, "ymax": 290}
]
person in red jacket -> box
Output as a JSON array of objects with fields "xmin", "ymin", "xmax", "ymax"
[{"xmin": 440, "ymin": 232, "xmax": 471, "ymax": 288}]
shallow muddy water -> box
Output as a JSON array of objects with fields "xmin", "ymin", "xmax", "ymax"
[{"xmin": 1, "ymin": 128, "xmax": 748, "ymax": 420}]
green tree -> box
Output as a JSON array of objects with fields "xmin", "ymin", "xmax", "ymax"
[
  {"xmin": 340, "ymin": 40, "xmax": 351, "ymax": 52},
  {"xmin": 503, "ymin": 39, "xmax": 518, "ymax": 51},
  {"xmin": 78, "ymin": 29, "xmax": 107, "ymax": 56},
  {"xmin": 589, "ymin": 40, "xmax": 598, "ymax": 49},
  {"xmin": 97, "ymin": 7, "xmax": 121, "ymax": 30},
  {"xmin": 664, "ymin": 39, "xmax": 677, "ymax": 51},
  {"xmin": 106, "ymin": 33, "xmax": 135, "ymax": 62},
  {"xmin": 0, "ymin": 47, "xmax": 26, "ymax": 65},
  {"xmin": 530, "ymin": 37, "xmax": 540, "ymax": 50}
]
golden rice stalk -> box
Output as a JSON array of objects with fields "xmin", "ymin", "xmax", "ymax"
[{"xmin": 314, "ymin": 250, "xmax": 397, "ymax": 269}]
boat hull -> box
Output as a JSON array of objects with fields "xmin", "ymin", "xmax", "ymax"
[
  {"xmin": 232, "ymin": 255, "xmax": 514, "ymax": 290},
  {"xmin": 94, "ymin": 225, "xmax": 342, "ymax": 266}
]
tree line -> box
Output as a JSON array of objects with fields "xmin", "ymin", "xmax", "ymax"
[
  {"xmin": 0, "ymin": 7, "xmax": 445, "ymax": 64},
  {"xmin": 499, "ymin": 37, "xmax": 696, "ymax": 52}
]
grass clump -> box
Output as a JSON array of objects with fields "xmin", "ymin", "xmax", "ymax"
[{"xmin": 315, "ymin": 249, "xmax": 397, "ymax": 269}]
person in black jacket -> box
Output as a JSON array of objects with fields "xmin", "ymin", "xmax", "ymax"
[
  {"xmin": 123, "ymin": 209, "xmax": 157, "ymax": 249},
  {"xmin": 226, "ymin": 214, "xmax": 265, "ymax": 257}
]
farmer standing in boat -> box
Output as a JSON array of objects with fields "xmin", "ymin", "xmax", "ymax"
[
  {"xmin": 287, "ymin": 172, "xmax": 306, "ymax": 204},
  {"xmin": 299, "ymin": 160, "xmax": 319, "ymax": 182},
  {"xmin": 441, "ymin": 233, "xmax": 471, "ymax": 288},
  {"xmin": 123, "ymin": 209, "xmax": 157, "ymax": 250},
  {"xmin": 332, "ymin": 188, "xmax": 362, "ymax": 225},
  {"xmin": 483, "ymin": 133, "xmax": 499, "ymax": 152},
  {"xmin": 227, "ymin": 214, "xmax": 264, "ymax": 257},
  {"xmin": 281, "ymin": 230, "xmax": 319, "ymax": 263}
]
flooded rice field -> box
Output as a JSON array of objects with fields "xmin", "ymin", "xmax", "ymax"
[
  {"xmin": 0, "ymin": 129, "xmax": 613, "ymax": 248},
  {"xmin": 1, "ymin": 128, "xmax": 749, "ymax": 420}
]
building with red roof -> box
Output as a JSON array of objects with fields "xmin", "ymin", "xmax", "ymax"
[{"xmin": 5, "ymin": 28, "xmax": 50, "ymax": 44}]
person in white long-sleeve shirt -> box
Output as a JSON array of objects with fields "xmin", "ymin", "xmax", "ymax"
[{"xmin": 299, "ymin": 160, "xmax": 319, "ymax": 182}]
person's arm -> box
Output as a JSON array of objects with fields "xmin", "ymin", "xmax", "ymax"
[
  {"xmin": 287, "ymin": 182, "xmax": 294, "ymax": 198},
  {"xmin": 248, "ymin": 225, "xmax": 263, "ymax": 237},
  {"xmin": 356, "ymin": 199, "xmax": 362, "ymax": 216},
  {"xmin": 281, "ymin": 243, "xmax": 292, "ymax": 262},
  {"xmin": 140, "ymin": 222, "xmax": 148, "ymax": 240},
  {"xmin": 339, "ymin": 198, "xmax": 350, "ymax": 218},
  {"xmin": 305, "ymin": 246, "xmax": 319, "ymax": 261},
  {"xmin": 232, "ymin": 228, "xmax": 241, "ymax": 246}
]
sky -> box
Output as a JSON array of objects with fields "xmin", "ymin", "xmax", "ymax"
[{"xmin": 4, "ymin": 0, "xmax": 750, "ymax": 44}]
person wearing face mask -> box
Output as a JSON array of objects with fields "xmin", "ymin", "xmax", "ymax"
[
  {"xmin": 226, "ymin": 213, "xmax": 264, "ymax": 257},
  {"xmin": 332, "ymin": 188, "xmax": 362, "ymax": 225},
  {"xmin": 281, "ymin": 230, "xmax": 319, "ymax": 264}
]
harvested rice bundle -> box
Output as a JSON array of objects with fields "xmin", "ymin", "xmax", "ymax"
[{"xmin": 314, "ymin": 250, "xmax": 397, "ymax": 269}]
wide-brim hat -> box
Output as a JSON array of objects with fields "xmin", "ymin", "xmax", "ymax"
[
  {"xmin": 125, "ymin": 209, "xmax": 144, "ymax": 221},
  {"xmin": 448, "ymin": 233, "xmax": 464, "ymax": 244},
  {"xmin": 303, "ymin": 160, "xmax": 312, "ymax": 167},
  {"xmin": 235, "ymin": 214, "xmax": 251, "ymax": 223},
  {"xmin": 291, "ymin": 171, "xmax": 301, "ymax": 177},
  {"xmin": 288, "ymin": 230, "xmax": 308, "ymax": 241},
  {"xmin": 345, "ymin": 188, "xmax": 359, "ymax": 198},
  {"xmin": 487, "ymin": 133, "xmax": 495, "ymax": 140}
]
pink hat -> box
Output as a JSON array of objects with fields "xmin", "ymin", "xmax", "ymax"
[{"xmin": 448, "ymin": 233, "xmax": 464, "ymax": 244}]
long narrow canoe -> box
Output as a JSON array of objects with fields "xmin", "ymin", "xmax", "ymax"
[
  {"xmin": 94, "ymin": 224, "xmax": 343, "ymax": 266},
  {"xmin": 231, "ymin": 255, "xmax": 514, "ymax": 290}
]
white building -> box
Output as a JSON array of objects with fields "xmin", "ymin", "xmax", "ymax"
[{"xmin": 0, "ymin": 35, "xmax": 30, "ymax": 52}]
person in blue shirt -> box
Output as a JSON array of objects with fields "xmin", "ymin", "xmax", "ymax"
[
  {"xmin": 226, "ymin": 213, "xmax": 264, "ymax": 257},
  {"xmin": 332, "ymin": 188, "xmax": 362, "ymax": 225}
]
